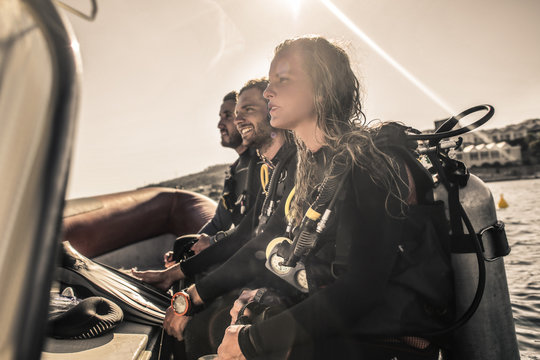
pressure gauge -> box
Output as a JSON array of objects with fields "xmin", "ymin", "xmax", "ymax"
[
  {"xmin": 295, "ymin": 269, "xmax": 308, "ymax": 291},
  {"xmin": 270, "ymin": 253, "xmax": 292, "ymax": 275}
]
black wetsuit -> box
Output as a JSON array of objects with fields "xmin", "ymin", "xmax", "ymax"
[
  {"xmin": 179, "ymin": 144, "xmax": 296, "ymax": 279},
  {"xmin": 195, "ymin": 145, "xmax": 299, "ymax": 300},
  {"xmin": 237, "ymin": 152, "xmax": 454, "ymax": 360},
  {"xmin": 198, "ymin": 148, "xmax": 256, "ymax": 236},
  {"xmin": 182, "ymin": 144, "xmax": 298, "ymax": 359}
]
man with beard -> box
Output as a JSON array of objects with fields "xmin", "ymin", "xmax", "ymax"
[
  {"xmin": 161, "ymin": 91, "xmax": 257, "ymax": 265},
  {"xmin": 188, "ymin": 90, "xmax": 254, "ymax": 254},
  {"xmin": 133, "ymin": 80, "xmax": 290, "ymax": 286}
]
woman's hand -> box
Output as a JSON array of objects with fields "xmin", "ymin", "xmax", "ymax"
[
  {"xmin": 230, "ymin": 289, "xmax": 259, "ymax": 324},
  {"xmin": 131, "ymin": 263, "xmax": 184, "ymax": 292},
  {"xmin": 217, "ymin": 325, "xmax": 246, "ymax": 360},
  {"xmin": 163, "ymin": 306, "xmax": 191, "ymax": 341},
  {"xmin": 191, "ymin": 234, "xmax": 213, "ymax": 255}
]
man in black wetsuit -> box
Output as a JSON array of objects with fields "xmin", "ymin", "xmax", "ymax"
[
  {"xmin": 132, "ymin": 90, "xmax": 262, "ymax": 285},
  {"xmin": 172, "ymin": 90, "xmax": 254, "ymax": 255},
  {"xmin": 189, "ymin": 90, "xmax": 254, "ymax": 255},
  {"xmin": 158, "ymin": 79, "xmax": 298, "ymax": 359},
  {"xmin": 175, "ymin": 79, "xmax": 295, "ymax": 283},
  {"xmin": 134, "ymin": 79, "xmax": 292, "ymax": 287}
]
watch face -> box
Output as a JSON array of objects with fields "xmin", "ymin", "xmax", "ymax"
[
  {"xmin": 215, "ymin": 231, "xmax": 226, "ymax": 242},
  {"xmin": 270, "ymin": 253, "xmax": 291, "ymax": 275},
  {"xmin": 295, "ymin": 269, "xmax": 308, "ymax": 291},
  {"xmin": 172, "ymin": 292, "xmax": 189, "ymax": 315}
]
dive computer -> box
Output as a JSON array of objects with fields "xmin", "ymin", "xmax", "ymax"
[{"xmin": 171, "ymin": 290, "xmax": 195, "ymax": 316}]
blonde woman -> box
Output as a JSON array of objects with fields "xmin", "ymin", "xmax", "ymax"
[{"xmin": 218, "ymin": 36, "xmax": 453, "ymax": 359}]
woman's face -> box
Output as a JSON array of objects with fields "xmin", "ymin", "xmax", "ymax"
[{"xmin": 264, "ymin": 49, "xmax": 317, "ymax": 132}]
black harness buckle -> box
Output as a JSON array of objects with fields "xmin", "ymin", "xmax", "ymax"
[{"xmin": 479, "ymin": 220, "xmax": 510, "ymax": 261}]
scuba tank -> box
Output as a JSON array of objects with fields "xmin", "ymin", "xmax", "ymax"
[
  {"xmin": 410, "ymin": 105, "xmax": 520, "ymax": 359},
  {"xmin": 434, "ymin": 174, "xmax": 519, "ymax": 359}
]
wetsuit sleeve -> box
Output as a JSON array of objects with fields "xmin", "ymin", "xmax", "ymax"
[
  {"xmin": 197, "ymin": 198, "xmax": 233, "ymax": 236},
  {"xmin": 184, "ymin": 153, "xmax": 263, "ymax": 277},
  {"xmin": 196, "ymin": 199, "xmax": 288, "ymax": 302},
  {"xmin": 180, "ymin": 204, "xmax": 258, "ymax": 277},
  {"xmin": 246, "ymin": 168, "xmax": 407, "ymax": 354}
]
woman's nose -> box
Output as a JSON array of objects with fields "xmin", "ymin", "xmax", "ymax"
[{"xmin": 263, "ymin": 83, "xmax": 274, "ymax": 99}]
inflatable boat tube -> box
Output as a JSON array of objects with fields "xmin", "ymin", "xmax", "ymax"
[{"xmin": 62, "ymin": 187, "xmax": 216, "ymax": 257}]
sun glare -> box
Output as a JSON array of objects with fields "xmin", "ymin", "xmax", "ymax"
[
  {"xmin": 320, "ymin": 0, "xmax": 456, "ymax": 116},
  {"xmin": 285, "ymin": 0, "xmax": 302, "ymax": 19}
]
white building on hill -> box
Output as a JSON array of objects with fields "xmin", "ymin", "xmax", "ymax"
[
  {"xmin": 454, "ymin": 142, "xmax": 522, "ymax": 167},
  {"xmin": 458, "ymin": 118, "xmax": 540, "ymax": 145}
]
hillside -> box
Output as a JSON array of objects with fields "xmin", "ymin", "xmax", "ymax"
[{"xmin": 143, "ymin": 163, "xmax": 230, "ymax": 201}]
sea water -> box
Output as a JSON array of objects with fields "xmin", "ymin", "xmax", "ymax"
[{"xmin": 487, "ymin": 178, "xmax": 540, "ymax": 358}]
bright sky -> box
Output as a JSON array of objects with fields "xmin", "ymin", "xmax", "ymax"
[{"xmin": 62, "ymin": 0, "xmax": 540, "ymax": 199}]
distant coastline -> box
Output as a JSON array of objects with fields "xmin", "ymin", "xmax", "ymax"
[
  {"xmin": 144, "ymin": 163, "xmax": 230, "ymax": 201},
  {"xmin": 470, "ymin": 164, "xmax": 540, "ymax": 183},
  {"xmin": 145, "ymin": 163, "xmax": 540, "ymax": 200}
]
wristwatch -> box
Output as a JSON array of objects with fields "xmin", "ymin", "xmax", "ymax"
[
  {"xmin": 171, "ymin": 290, "xmax": 195, "ymax": 316},
  {"xmin": 213, "ymin": 231, "xmax": 227, "ymax": 244}
]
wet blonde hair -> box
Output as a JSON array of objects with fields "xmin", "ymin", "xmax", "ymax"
[{"xmin": 273, "ymin": 36, "xmax": 407, "ymax": 224}]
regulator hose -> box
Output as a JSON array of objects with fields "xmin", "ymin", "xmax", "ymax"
[
  {"xmin": 424, "ymin": 203, "xmax": 487, "ymax": 337},
  {"xmin": 407, "ymin": 104, "xmax": 494, "ymax": 142},
  {"xmin": 284, "ymin": 156, "xmax": 348, "ymax": 267},
  {"xmin": 258, "ymin": 147, "xmax": 297, "ymax": 219}
]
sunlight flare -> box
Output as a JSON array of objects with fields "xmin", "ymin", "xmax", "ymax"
[{"xmin": 320, "ymin": 0, "xmax": 456, "ymax": 115}]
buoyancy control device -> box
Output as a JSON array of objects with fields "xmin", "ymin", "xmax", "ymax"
[{"xmin": 265, "ymin": 104, "xmax": 519, "ymax": 359}]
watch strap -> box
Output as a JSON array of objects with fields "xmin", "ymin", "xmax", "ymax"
[{"xmin": 238, "ymin": 325, "xmax": 257, "ymax": 358}]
